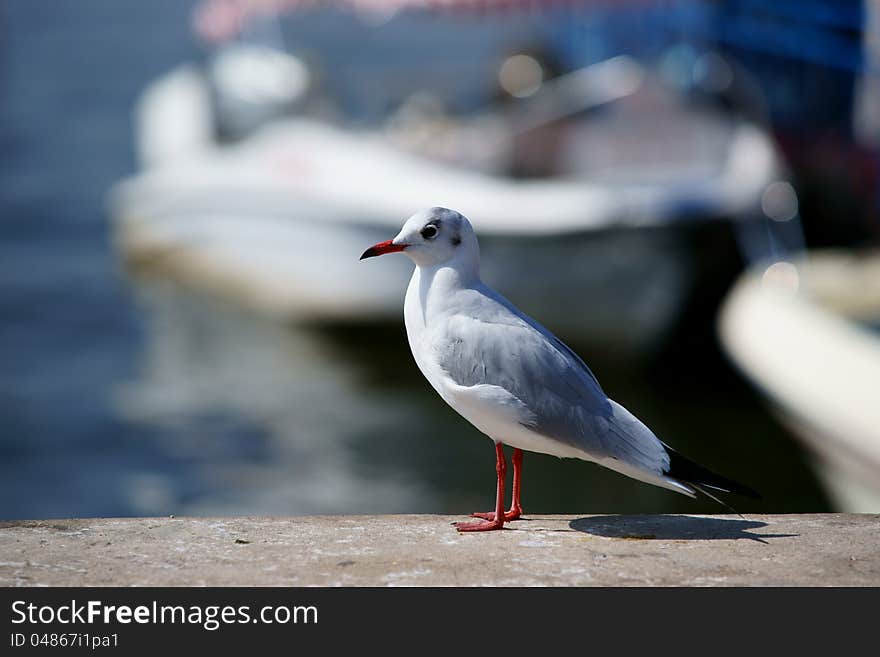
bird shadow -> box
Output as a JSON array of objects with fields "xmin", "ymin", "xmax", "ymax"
[{"xmin": 569, "ymin": 515, "xmax": 798, "ymax": 544}]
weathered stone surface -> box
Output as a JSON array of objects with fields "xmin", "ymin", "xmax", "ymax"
[{"xmin": 1, "ymin": 514, "xmax": 877, "ymax": 586}]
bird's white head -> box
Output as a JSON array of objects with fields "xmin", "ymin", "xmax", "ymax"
[{"xmin": 360, "ymin": 207, "xmax": 479, "ymax": 271}]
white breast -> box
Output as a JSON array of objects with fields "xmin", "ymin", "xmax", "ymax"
[{"xmin": 404, "ymin": 268, "xmax": 445, "ymax": 397}]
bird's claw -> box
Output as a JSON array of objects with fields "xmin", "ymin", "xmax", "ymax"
[
  {"xmin": 470, "ymin": 509, "xmax": 522, "ymax": 522},
  {"xmin": 454, "ymin": 517, "xmax": 505, "ymax": 532}
]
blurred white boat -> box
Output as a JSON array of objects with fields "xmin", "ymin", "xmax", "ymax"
[
  {"xmin": 719, "ymin": 252, "xmax": 880, "ymax": 511},
  {"xmin": 109, "ymin": 47, "xmax": 785, "ymax": 353}
]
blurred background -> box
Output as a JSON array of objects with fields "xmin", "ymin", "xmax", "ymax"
[{"xmin": 2, "ymin": 0, "xmax": 879, "ymax": 521}]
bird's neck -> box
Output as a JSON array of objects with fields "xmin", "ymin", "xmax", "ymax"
[
  {"xmin": 413, "ymin": 260, "xmax": 480, "ymax": 320},
  {"xmin": 420, "ymin": 260, "xmax": 478, "ymax": 290}
]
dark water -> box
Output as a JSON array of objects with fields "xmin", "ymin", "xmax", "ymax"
[
  {"xmin": 0, "ymin": 1, "xmax": 830, "ymax": 520},
  {"xmin": 0, "ymin": 0, "xmax": 199, "ymax": 518}
]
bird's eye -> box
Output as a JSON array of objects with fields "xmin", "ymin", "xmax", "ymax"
[{"xmin": 420, "ymin": 224, "xmax": 438, "ymax": 240}]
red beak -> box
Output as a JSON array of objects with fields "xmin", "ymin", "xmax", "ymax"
[{"xmin": 360, "ymin": 240, "xmax": 407, "ymax": 260}]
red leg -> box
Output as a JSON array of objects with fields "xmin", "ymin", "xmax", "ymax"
[
  {"xmin": 455, "ymin": 443, "xmax": 506, "ymax": 532},
  {"xmin": 508, "ymin": 448, "xmax": 524, "ymax": 520},
  {"xmin": 471, "ymin": 447, "xmax": 524, "ymax": 521}
]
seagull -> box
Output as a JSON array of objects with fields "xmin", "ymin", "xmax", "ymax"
[{"xmin": 361, "ymin": 207, "xmax": 759, "ymax": 532}]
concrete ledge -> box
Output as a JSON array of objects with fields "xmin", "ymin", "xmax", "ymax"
[{"xmin": 1, "ymin": 514, "xmax": 877, "ymax": 586}]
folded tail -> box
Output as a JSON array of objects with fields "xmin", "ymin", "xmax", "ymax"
[{"xmin": 662, "ymin": 443, "xmax": 761, "ymax": 500}]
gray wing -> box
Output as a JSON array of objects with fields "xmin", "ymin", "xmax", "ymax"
[{"xmin": 436, "ymin": 287, "xmax": 668, "ymax": 473}]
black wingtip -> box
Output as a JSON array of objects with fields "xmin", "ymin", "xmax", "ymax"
[{"xmin": 664, "ymin": 444, "xmax": 761, "ymax": 500}]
